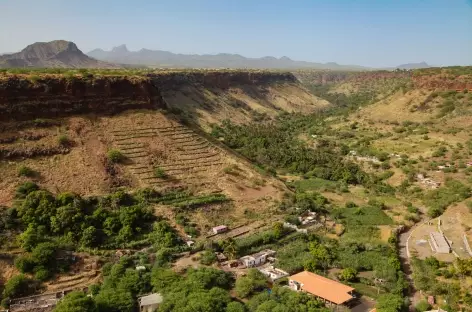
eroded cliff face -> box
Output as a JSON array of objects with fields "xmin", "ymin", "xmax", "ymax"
[
  {"xmin": 149, "ymin": 71, "xmax": 297, "ymax": 90},
  {"xmin": 294, "ymin": 70, "xmax": 472, "ymax": 90},
  {"xmin": 0, "ymin": 71, "xmax": 310, "ymax": 122},
  {"xmin": 0, "ymin": 76, "xmax": 164, "ymax": 121}
]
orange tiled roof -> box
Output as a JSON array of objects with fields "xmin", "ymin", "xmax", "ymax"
[{"xmin": 290, "ymin": 271, "xmax": 354, "ymax": 305}]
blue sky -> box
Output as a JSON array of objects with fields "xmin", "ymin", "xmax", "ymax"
[{"xmin": 1, "ymin": 0, "xmax": 471, "ymax": 67}]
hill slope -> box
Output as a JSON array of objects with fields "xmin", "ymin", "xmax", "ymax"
[{"xmin": 0, "ymin": 40, "xmax": 118, "ymax": 68}]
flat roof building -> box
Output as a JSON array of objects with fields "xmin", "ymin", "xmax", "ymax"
[
  {"xmin": 138, "ymin": 293, "xmax": 163, "ymax": 312},
  {"xmin": 429, "ymin": 232, "xmax": 451, "ymax": 254}
]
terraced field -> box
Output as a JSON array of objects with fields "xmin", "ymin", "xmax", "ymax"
[{"xmin": 109, "ymin": 122, "xmax": 225, "ymax": 191}]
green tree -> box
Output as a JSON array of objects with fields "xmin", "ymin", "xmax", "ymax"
[
  {"xmin": 308, "ymin": 242, "xmax": 332, "ymax": 271},
  {"xmin": 339, "ymin": 268, "xmax": 358, "ymax": 282},
  {"xmin": 31, "ymin": 242, "xmax": 57, "ymax": 267},
  {"xmin": 94, "ymin": 288, "xmax": 134, "ymax": 312},
  {"xmin": 2, "ymin": 274, "xmax": 36, "ymax": 300},
  {"xmin": 80, "ymin": 226, "xmax": 98, "ymax": 247},
  {"xmin": 15, "ymin": 182, "xmax": 39, "ymax": 199},
  {"xmin": 235, "ymin": 269, "xmax": 267, "ymax": 298},
  {"xmin": 226, "ymin": 301, "xmax": 246, "ymax": 312},
  {"xmin": 272, "ymin": 222, "xmax": 284, "ymax": 239},
  {"xmin": 53, "ymin": 291, "xmax": 96, "ymax": 312},
  {"xmin": 17, "ymin": 224, "xmax": 42, "ymax": 251},
  {"xmin": 415, "ymin": 300, "xmax": 431, "ymax": 312},
  {"xmin": 151, "ymin": 268, "xmax": 181, "ymax": 293},
  {"xmin": 376, "ymin": 293, "xmax": 404, "ymax": 312}
]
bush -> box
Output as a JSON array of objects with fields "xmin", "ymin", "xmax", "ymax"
[
  {"xmin": 200, "ymin": 250, "xmax": 217, "ymax": 265},
  {"xmin": 14, "ymin": 255, "xmax": 35, "ymax": 273},
  {"xmin": 18, "ymin": 166, "xmax": 35, "ymax": 177},
  {"xmin": 57, "ymin": 135, "xmax": 71, "ymax": 147},
  {"xmin": 415, "ymin": 300, "xmax": 431, "ymax": 312},
  {"xmin": 154, "ymin": 167, "xmax": 167, "ymax": 179},
  {"xmin": 34, "ymin": 267, "xmax": 51, "ymax": 281},
  {"xmin": 107, "ymin": 149, "xmax": 126, "ymax": 163},
  {"xmin": 53, "ymin": 291, "xmax": 97, "ymax": 312},
  {"xmin": 15, "ymin": 182, "xmax": 39, "ymax": 199}
]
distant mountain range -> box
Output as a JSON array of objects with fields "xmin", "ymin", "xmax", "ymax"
[
  {"xmin": 0, "ymin": 40, "xmax": 433, "ymax": 70},
  {"xmin": 395, "ymin": 62, "xmax": 431, "ymax": 69},
  {"xmin": 87, "ymin": 44, "xmax": 372, "ymax": 70},
  {"xmin": 0, "ymin": 40, "xmax": 118, "ymax": 68}
]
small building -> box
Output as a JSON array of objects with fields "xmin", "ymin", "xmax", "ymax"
[
  {"xmin": 136, "ymin": 266, "xmax": 146, "ymax": 271},
  {"xmin": 216, "ymin": 252, "xmax": 228, "ymax": 262},
  {"xmin": 429, "ymin": 232, "xmax": 451, "ymax": 254},
  {"xmin": 289, "ymin": 271, "xmax": 355, "ymax": 306},
  {"xmin": 258, "ymin": 266, "xmax": 289, "ymax": 281},
  {"xmin": 212, "ymin": 225, "xmax": 228, "ymax": 235},
  {"xmin": 186, "ymin": 240, "xmax": 195, "ymax": 247},
  {"xmin": 138, "ymin": 293, "xmax": 163, "ymax": 312},
  {"xmin": 240, "ymin": 250, "xmax": 276, "ymax": 268}
]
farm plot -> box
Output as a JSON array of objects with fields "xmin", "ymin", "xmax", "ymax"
[{"xmin": 110, "ymin": 123, "xmax": 226, "ymax": 191}]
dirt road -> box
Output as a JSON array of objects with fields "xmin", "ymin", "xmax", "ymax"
[{"xmin": 398, "ymin": 220, "xmax": 430, "ymax": 311}]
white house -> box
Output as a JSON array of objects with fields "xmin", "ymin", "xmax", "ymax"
[
  {"xmin": 212, "ymin": 225, "xmax": 228, "ymax": 235},
  {"xmin": 138, "ymin": 293, "xmax": 163, "ymax": 312},
  {"xmin": 240, "ymin": 250, "xmax": 276, "ymax": 268},
  {"xmin": 258, "ymin": 266, "xmax": 289, "ymax": 281}
]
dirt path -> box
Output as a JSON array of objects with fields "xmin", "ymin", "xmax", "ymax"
[{"xmin": 398, "ymin": 219, "xmax": 430, "ymax": 311}]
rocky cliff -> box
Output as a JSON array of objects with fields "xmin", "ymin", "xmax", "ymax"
[
  {"xmin": 0, "ymin": 70, "xmax": 315, "ymax": 122},
  {"xmin": 0, "ymin": 75, "xmax": 164, "ymax": 121}
]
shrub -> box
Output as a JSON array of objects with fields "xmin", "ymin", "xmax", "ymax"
[
  {"xmin": 415, "ymin": 300, "xmax": 431, "ymax": 312},
  {"xmin": 14, "ymin": 255, "xmax": 35, "ymax": 273},
  {"xmin": 57, "ymin": 134, "xmax": 71, "ymax": 147},
  {"xmin": 154, "ymin": 167, "xmax": 167, "ymax": 179},
  {"xmin": 107, "ymin": 149, "xmax": 126, "ymax": 163},
  {"xmin": 200, "ymin": 250, "xmax": 217, "ymax": 265},
  {"xmin": 34, "ymin": 267, "xmax": 51, "ymax": 281},
  {"xmin": 15, "ymin": 182, "xmax": 39, "ymax": 199},
  {"xmin": 184, "ymin": 225, "xmax": 199, "ymax": 237},
  {"xmin": 17, "ymin": 166, "xmax": 35, "ymax": 177}
]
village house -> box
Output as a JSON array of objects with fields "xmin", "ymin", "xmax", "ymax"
[
  {"xmin": 289, "ymin": 271, "xmax": 355, "ymax": 307},
  {"xmin": 240, "ymin": 249, "xmax": 276, "ymax": 268},
  {"xmin": 258, "ymin": 265, "xmax": 289, "ymax": 281},
  {"xmin": 138, "ymin": 293, "xmax": 163, "ymax": 312},
  {"xmin": 212, "ymin": 225, "xmax": 228, "ymax": 235}
]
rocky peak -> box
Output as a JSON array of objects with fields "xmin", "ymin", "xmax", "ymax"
[{"xmin": 111, "ymin": 44, "xmax": 129, "ymax": 54}]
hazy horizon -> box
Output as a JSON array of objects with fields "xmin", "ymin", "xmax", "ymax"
[{"xmin": 1, "ymin": 0, "xmax": 472, "ymax": 67}]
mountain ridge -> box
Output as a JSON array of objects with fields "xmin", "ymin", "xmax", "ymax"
[
  {"xmin": 87, "ymin": 44, "xmax": 370, "ymax": 70},
  {"xmin": 0, "ymin": 40, "xmax": 119, "ymax": 68}
]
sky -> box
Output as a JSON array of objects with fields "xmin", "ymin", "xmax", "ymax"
[{"xmin": 0, "ymin": 0, "xmax": 471, "ymax": 67}]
